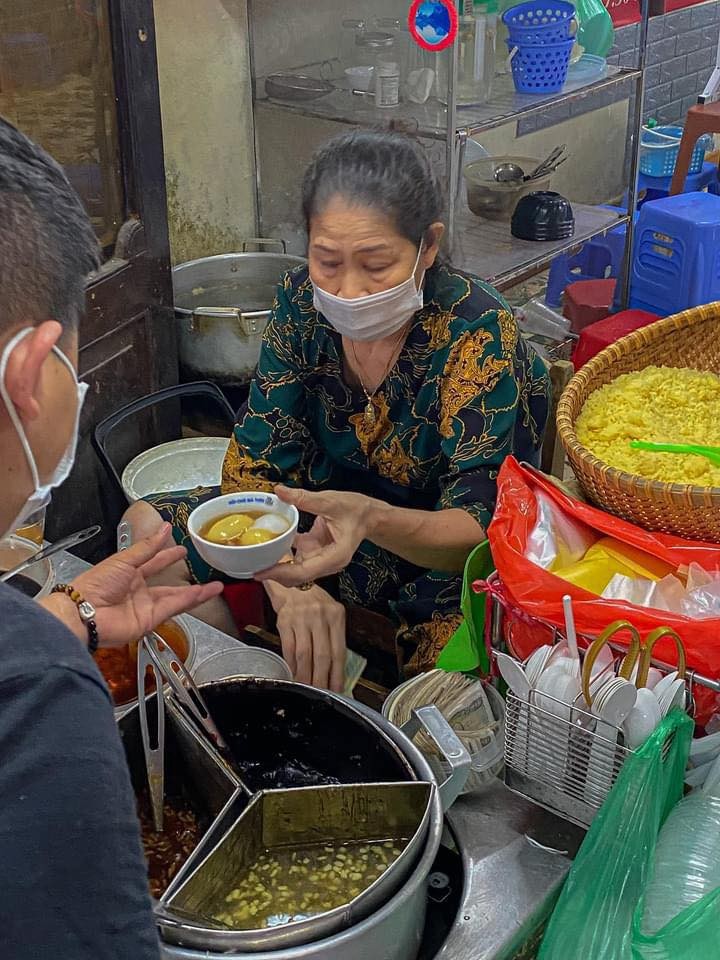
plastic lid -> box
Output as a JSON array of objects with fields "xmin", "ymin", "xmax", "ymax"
[{"xmin": 356, "ymin": 30, "xmax": 394, "ymax": 47}]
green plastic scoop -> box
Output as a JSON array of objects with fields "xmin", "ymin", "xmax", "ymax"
[{"xmin": 630, "ymin": 440, "xmax": 720, "ymax": 467}]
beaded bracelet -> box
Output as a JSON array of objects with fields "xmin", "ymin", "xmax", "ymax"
[{"xmin": 51, "ymin": 583, "xmax": 99, "ymax": 655}]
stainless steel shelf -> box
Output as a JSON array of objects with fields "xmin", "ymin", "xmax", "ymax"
[
  {"xmin": 254, "ymin": 66, "xmax": 639, "ymax": 141},
  {"xmin": 255, "ymin": 89, "xmax": 449, "ymax": 141},
  {"xmin": 458, "ymin": 67, "xmax": 640, "ymax": 137},
  {"xmin": 453, "ymin": 204, "xmax": 628, "ymax": 292}
]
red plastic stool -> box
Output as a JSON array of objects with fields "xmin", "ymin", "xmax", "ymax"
[
  {"xmin": 572, "ymin": 309, "xmax": 660, "ymax": 368},
  {"xmin": 562, "ymin": 278, "xmax": 617, "ymax": 333}
]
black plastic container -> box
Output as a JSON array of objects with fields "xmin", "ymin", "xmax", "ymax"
[{"xmin": 511, "ymin": 191, "xmax": 575, "ymax": 241}]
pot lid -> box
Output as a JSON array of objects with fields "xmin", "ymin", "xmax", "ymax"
[{"xmin": 122, "ymin": 437, "xmax": 230, "ymax": 502}]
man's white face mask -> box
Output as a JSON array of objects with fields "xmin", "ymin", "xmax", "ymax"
[{"xmin": 0, "ymin": 327, "xmax": 86, "ymax": 536}]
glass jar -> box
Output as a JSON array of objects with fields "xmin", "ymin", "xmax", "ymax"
[
  {"xmin": 456, "ymin": 0, "xmax": 497, "ymax": 106},
  {"xmin": 357, "ymin": 31, "xmax": 396, "ymax": 95}
]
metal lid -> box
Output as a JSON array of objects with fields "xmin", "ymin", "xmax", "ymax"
[{"xmin": 121, "ymin": 437, "xmax": 229, "ymax": 502}]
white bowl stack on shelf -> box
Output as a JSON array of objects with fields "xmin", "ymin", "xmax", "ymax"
[{"xmin": 383, "ymin": 669, "xmax": 505, "ymax": 794}]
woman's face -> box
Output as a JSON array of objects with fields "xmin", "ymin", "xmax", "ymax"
[{"xmin": 308, "ymin": 195, "xmax": 443, "ymax": 298}]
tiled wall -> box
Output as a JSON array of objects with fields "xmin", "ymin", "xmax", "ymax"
[
  {"xmin": 610, "ymin": 1, "xmax": 719, "ymax": 124},
  {"xmin": 519, "ymin": 0, "xmax": 719, "ymax": 137}
]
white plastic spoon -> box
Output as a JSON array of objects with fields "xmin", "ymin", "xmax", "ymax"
[
  {"xmin": 562, "ymin": 594, "xmax": 581, "ymax": 678},
  {"xmin": 496, "ymin": 651, "xmax": 531, "ymax": 699},
  {"xmin": 586, "ymin": 676, "xmax": 637, "ymax": 804},
  {"xmin": 623, "ymin": 688, "xmax": 662, "ymax": 749}
]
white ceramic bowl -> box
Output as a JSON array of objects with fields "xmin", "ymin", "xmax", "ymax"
[{"xmin": 188, "ymin": 491, "xmax": 299, "ymax": 579}]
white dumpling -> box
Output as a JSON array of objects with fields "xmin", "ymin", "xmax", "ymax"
[{"xmin": 250, "ymin": 513, "xmax": 290, "ymax": 536}]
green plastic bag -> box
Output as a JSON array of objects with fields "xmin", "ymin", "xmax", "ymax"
[
  {"xmin": 538, "ymin": 710, "xmax": 693, "ymax": 960},
  {"xmin": 632, "ymin": 886, "xmax": 720, "ymax": 960},
  {"xmin": 436, "ymin": 540, "xmax": 494, "ymax": 675}
]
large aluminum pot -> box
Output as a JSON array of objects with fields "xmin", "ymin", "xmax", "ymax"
[
  {"xmin": 173, "ymin": 239, "xmax": 306, "ymax": 388},
  {"xmin": 159, "ymin": 690, "xmax": 470, "ymax": 960}
]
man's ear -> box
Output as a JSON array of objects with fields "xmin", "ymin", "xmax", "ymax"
[{"xmin": 2, "ymin": 321, "xmax": 62, "ymax": 421}]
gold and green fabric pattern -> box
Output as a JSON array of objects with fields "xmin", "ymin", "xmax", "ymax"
[{"xmin": 153, "ymin": 263, "xmax": 549, "ymax": 673}]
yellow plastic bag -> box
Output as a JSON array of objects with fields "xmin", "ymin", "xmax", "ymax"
[{"xmin": 552, "ymin": 537, "xmax": 676, "ymax": 596}]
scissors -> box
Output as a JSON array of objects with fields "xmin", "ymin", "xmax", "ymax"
[{"xmin": 581, "ymin": 620, "xmax": 687, "ymax": 708}]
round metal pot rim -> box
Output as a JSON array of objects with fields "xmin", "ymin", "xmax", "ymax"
[
  {"xmin": 160, "ymin": 699, "xmax": 445, "ymax": 960},
  {"xmin": 172, "ymin": 252, "xmax": 307, "ymax": 318}
]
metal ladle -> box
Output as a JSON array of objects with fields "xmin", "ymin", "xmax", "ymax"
[{"xmin": 493, "ymin": 161, "xmax": 525, "ymax": 183}]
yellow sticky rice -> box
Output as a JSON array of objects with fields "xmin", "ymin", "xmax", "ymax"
[{"xmin": 575, "ymin": 365, "xmax": 720, "ymax": 488}]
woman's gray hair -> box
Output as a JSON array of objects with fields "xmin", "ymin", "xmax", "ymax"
[
  {"xmin": 0, "ymin": 118, "xmax": 100, "ymax": 333},
  {"xmin": 302, "ymin": 129, "xmax": 444, "ymax": 246}
]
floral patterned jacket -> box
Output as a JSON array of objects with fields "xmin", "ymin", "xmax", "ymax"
[{"xmin": 165, "ymin": 262, "xmax": 549, "ymax": 673}]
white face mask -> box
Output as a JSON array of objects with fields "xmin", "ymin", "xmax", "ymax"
[
  {"xmin": 312, "ymin": 245, "xmax": 425, "ymax": 342},
  {"xmin": 0, "ymin": 328, "xmax": 87, "ymax": 535}
]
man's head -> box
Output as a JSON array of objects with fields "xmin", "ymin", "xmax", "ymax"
[{"xmin": 0, "ymin": 119, "xmax": 100, "ymax": 536}]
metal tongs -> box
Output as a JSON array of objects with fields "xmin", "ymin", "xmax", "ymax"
[
  {"xmin": 138, "ymin": 636, "xmax": 166, "ymax": 832},
  {"xmin": 140, "ymin": 633, "xmax": 235, "ymax": 766}
]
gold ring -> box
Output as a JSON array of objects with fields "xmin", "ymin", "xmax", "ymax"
[{"xmin": 297, "ymin": 581, "xmax": 314, "ymax": 591}]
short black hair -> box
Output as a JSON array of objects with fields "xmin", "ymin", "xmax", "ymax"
[
  {"xmin": 0, "ymin": 117, "xmax": 100, "ymax": 332},
  {"xmin": 301, "ymin": 129, "xmax": 444, "ymax": 246}
]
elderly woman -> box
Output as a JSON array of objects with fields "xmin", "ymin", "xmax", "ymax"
[{"xmin": 128, "ymin": 129, "xmax": 549, "ymax": 692}]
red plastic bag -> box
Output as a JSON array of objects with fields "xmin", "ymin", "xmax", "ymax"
[{"xmin": 487, "ymin": 458, "xmax": 720, "ymax": 720}]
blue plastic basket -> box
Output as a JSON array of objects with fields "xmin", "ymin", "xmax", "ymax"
[
  {"xmin": 502, "ymin": 1, "xmax": 576, "ymax": 44},
  {"xmin": 639, "ymin": 125, "xmax": 713, "ymax": 178},
  {"xmin": 507, "ymin": 36, "xmax": 574, "ymax": 94}
]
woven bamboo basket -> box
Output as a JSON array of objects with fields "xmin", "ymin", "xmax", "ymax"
[{"xmin": 556, "ymin": 302, "xmax": 720, "ymax": 543}]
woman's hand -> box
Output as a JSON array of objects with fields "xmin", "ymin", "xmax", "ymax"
[
  {"xmin": 267, "ymin": 580, "xmax": 346, "ymax": 692},
  {"xmin": 41, "ymin": 525, "xmax": 223, "ymax": 648},
  {"xmin": 256, "ymin": 486, "xmax": 373, "ymax": 588}
]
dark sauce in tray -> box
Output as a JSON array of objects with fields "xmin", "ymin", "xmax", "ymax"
[
  {"xmin": 202, "ymin": 681, "xmax": 413, "ymax": 792},
  {"xmin": 236, "ymin": 756, "xmax": 341, "ymax": 790},
  {"xmin": 4, "ymin": 573, "xmax": 41, "ymax": 598},
  {"xmin": 137, "ymin": 791, "xmax": 203, "ymax": 899}
]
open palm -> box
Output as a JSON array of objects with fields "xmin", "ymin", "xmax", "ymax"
[{"xmin": 71, "ymin": 527, "xmax": 223, "ymax": 648}]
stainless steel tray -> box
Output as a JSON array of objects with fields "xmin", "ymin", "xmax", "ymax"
[
  {"xmin": 159, "ymin": 781, "xmax": 433, "ymax": 953},
  {"xmin": 119, "ymin": 699, "xmax": 245, "ymax": 898}
]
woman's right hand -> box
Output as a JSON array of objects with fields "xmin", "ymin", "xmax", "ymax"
[{"xmin": 267, "ymin": 582, "xmax": 346, "ymax": 693}]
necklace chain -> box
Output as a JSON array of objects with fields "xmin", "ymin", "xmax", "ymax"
[{"xmin": 349, "ymin": 330, "xmax": 406, "ymax": 425}]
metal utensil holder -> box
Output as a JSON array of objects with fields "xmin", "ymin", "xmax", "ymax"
[
  {"xmin": 503, "ymin": 688, "xmax": 631, "ymax": 829},
  {"xmin": 503, "ymin": 686, "xmax": 677, "ymax": 829}
]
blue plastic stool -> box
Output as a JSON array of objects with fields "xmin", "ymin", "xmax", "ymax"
[
  {"xmin": 622, "ymin": 162, "xmax": 719, "ymax": 209},
  {"xmin": 546, "ymin": 207, "xmax": 632, "ymax": 308},
  {"xmin": 629, "ymin": 191, "xmax": 720, "ymax": 316}
]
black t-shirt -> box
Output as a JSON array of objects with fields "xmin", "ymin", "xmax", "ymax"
[{"xmin": 0, "ymin": 584, "xmax": 159, "ymax": 959}]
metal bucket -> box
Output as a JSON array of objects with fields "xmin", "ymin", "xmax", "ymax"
[
  {"xmin": 173, "ymin": 240, "xmax": 306, "ymax": 388},
  {"xmin": 156, "ymin": 685, "xmax": 470, "ymax": 960}
]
